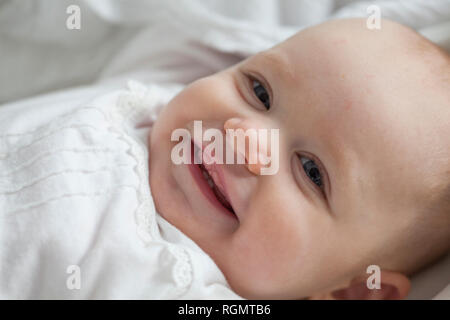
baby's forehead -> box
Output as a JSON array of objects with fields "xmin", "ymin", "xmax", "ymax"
[
  {"xmin": 273, "ymin": 20, "xmax": 450, "ymax": 108},
  {"xmin": 277, "ymin": 18, "xmax": 447, "ymax": 69}
]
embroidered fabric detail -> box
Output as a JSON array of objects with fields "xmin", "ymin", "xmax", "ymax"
[
  {"xmin": 108, "ymin": 81, "xmax": 193, "ymax": 298},
  {"xmin": 0, "ymin": 147, "xmax": 117, "ymax": 177},
  {"xmin": 0, "ymin": 164, "xmax": 131, "ymax": 195},
  {"xmin": 6, "ymin": 184, "xmax": 138, "ymax": 215}
]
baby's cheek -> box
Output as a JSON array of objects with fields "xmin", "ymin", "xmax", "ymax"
[
  {"xmin": 243, "ymin": 198, "xmax": 306, "ymax": 263},
  {"xmin": 229, "ymin": 216, "xmax": 307, "ymax": 298},
  {"xmin": 227, "ymin": 186, "xmax": 331, "ymax": 297}
]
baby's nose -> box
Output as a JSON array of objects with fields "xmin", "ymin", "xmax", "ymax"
[{"xmin": 224, "ymin": 118, "xmax": 271, "ymax": 176}]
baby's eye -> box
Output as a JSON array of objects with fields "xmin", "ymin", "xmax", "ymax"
[
  {"xmin": 300, "ymin": 156, "xmax": 323, "ymax": 188},
  {"xmin": 252, "ymin": 79, "xmax": 271, "ymax": 110}
]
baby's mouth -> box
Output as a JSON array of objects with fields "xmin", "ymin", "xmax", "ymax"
[
  {"xmin": 190, "ymin": 140, "xmax": 237, "ymax": 219},
  {"xmin": 198, "ymin": 162, "xmax": 235, "ymax": 215}
]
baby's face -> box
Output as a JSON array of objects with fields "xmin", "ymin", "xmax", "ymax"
[{"xmin": 149, "ymin": 20, "xmax": 448, "ymax": 298}]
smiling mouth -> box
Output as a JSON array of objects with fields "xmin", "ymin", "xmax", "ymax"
[
  {"xmin": 198, "ymin": 162, "xmax": 235, "ymax": 215},
  {"xmin": 189, "ymin": 140, "xmax": 237, "ymax": 219}
]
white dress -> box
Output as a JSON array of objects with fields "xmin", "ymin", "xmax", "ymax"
[{"xmin": 0, "ymin": 81, "xmax": 242, "ymax": 300}]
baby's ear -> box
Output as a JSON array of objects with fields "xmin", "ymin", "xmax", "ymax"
[{"xmin": 311, "ymin": 270, "xmax": 411, "ymax": 300}]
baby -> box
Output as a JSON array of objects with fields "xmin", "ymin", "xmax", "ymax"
[
  {"xmin": 149, "ymin": 18, "xmax": 450, "ymax": 299},
  {"xmin": 0, "ymin": 18, "xmax": 448, "ymax": 300}
]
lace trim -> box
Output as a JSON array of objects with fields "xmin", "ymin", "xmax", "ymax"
[
  {"xmin": 107, "ymin": 80, "xmax": 193, "ymax": 298},
  {"xmin": 1, "ymin": 84, "xmax": 193, "ymax": 297}
]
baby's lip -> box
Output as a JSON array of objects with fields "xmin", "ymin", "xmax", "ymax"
[{"xmin": 192, "ymin": 135, "xmax": 239, "ymax": 220}]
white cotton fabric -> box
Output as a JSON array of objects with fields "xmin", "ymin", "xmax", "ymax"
[{"xmin": 0, "ymin": 80, "xmax": 243, "ymax": 300}]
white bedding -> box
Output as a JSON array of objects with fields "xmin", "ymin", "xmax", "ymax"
[{"xmin": 0, "ymin": 0, "xmax": 449, "ymax": 299}]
